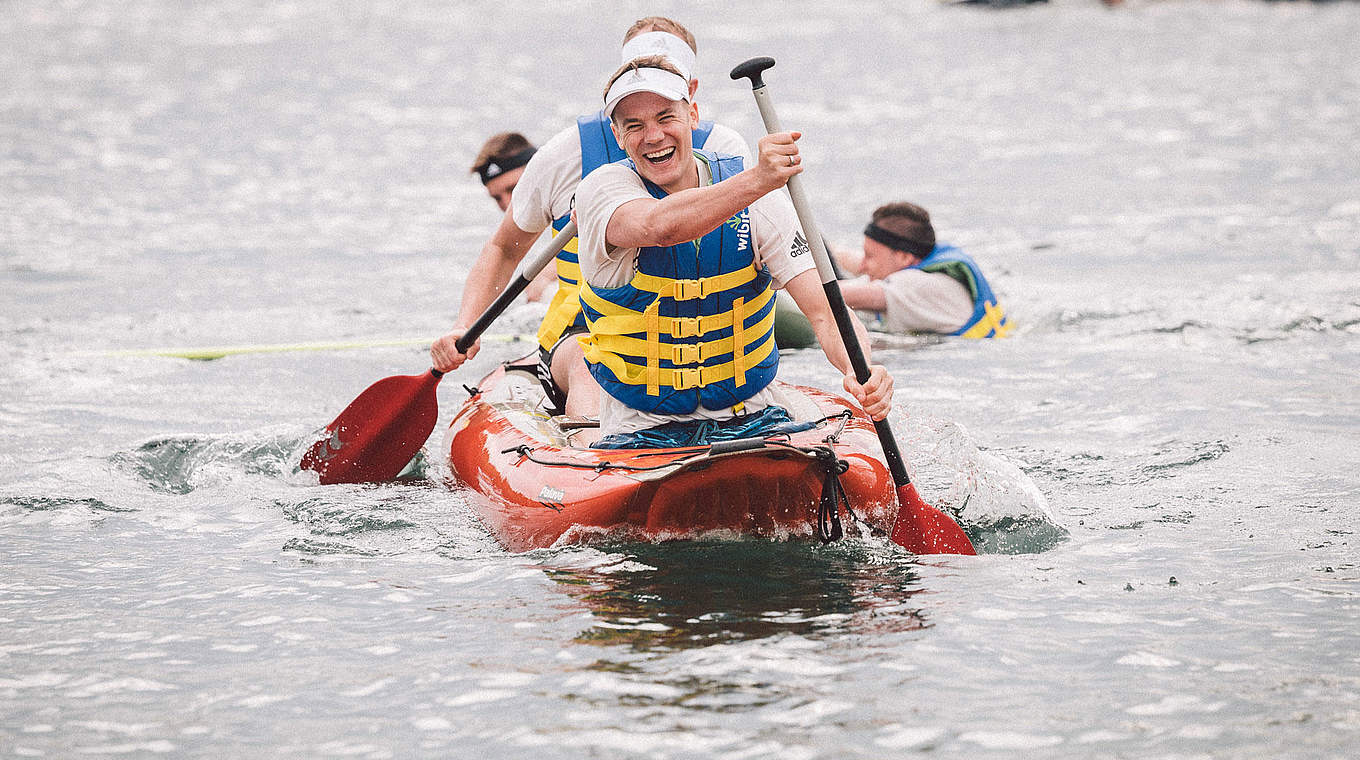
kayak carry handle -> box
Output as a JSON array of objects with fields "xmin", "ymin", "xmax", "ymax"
[{"xmin": 708, "ymin": 437, "xmax": 768, "ymax": 455}]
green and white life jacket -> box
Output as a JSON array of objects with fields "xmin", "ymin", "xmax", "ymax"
[{"xmin": 914, "ymin": 245, "xmax": 1012, "ymax": 338}]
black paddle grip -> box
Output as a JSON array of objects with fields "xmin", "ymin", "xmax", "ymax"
[
  {"xmin": 823, "ymin": 278, "xmax": 912, "ymax": 485},
  {"xmin": 729, "ymin": 57, "xmax": 776, "ymax": 88},
  {"xmin": 822, "ymin": 282, "xmax": 872, "ymax": 385}
]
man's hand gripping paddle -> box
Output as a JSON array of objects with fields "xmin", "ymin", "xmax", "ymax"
[
  {"xmin": 299, "ymin": 222, "xmax": 577, "ymax": 485},
  {"xmin": 730, "ymin": 58, "xmax": 975, "ymax": 555}
]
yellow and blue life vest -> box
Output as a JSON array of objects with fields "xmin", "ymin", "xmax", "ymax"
[
  {"xmin": 915, "ymin": 245, "xmax": 1012, "ymax": 338},
  {"xmin": 578, "ymin": 150, "xmax": 779, "ymax": 415},
  {"xmin": 535, "ymin": 112, "xmax": 716, "ymax": 351}
]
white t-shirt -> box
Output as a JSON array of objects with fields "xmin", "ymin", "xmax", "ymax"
[
  {"xmin": 575, "ymin": 157, "xmax": 816, "ymax": 437},
  {"xmin": 510, "ymin": 119, "xmax": 750, "ymax": 235},
  {"xmin": 857, "ymin": 266, "xmax": 975, "ymax": 334}
]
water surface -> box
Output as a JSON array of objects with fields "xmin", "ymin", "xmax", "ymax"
[{"xmin": 3, "ymin": 1, "xmax": 1358, "ymax": 757}]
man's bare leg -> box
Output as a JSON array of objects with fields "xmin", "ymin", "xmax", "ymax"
[{"xmin": 551, "ymin": 338, "xmax": 601, "ymax": 418}]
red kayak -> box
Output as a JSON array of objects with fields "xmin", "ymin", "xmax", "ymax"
[{"xmin": 445, "ymin": 359, "xmax": 899, "ymax": 552}]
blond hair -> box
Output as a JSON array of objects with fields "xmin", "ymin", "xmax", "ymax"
[
  {"xmin": 622, "ymin": 17, "xmax": 696, "ymax": 53},
  {"xmin": 602, "ymin": 55, "xmax": 686, "ymax": 101}
]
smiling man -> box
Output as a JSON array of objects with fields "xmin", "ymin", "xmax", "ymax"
[{"xmin": 574, "ymin": 57, "xmax": 893, "ymax": 445}]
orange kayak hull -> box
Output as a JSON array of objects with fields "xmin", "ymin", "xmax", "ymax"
[{"xmin": 446, "ymin": 365, "xmax": 896, "ymax": 552}]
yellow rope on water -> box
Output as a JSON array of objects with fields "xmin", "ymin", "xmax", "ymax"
[{"xmin": 98, "ymin": 334, "xmax": 532, "ymax": 360}]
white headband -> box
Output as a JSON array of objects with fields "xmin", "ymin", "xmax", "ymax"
[
  {"xmin": 619, "ymin": 31, "xmax": 696, "ymax": 82},
  {"xmin": 604, "ymin": 66, "xmax": 690, "ymax": 119}
]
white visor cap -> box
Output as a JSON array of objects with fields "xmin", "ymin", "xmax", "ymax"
[
  {"xmin": 619, "ymin": 31, "xmax": 696, "ymax": 82},
  {"xmin": 603, "ymin": 66, "xmax": 690, "ymax": 119}
]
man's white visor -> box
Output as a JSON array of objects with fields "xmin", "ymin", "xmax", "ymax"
[{"xmin": 604, "ymin": 67, "xmax": 689, "ymax": 119}]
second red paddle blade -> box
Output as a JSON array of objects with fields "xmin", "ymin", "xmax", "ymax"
[{"xmin": 300, "ymin": 370, "xmax": 442, "ymax": 485}]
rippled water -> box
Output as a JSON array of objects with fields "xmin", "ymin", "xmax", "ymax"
[{"xmin": 3, "ymin": 1, "xmax": 1358, "ymax": 757}]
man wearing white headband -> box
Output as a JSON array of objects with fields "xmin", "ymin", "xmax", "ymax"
[
  {"xmin": 431, "ymin": 17, "xmax": 749, "ymax": 419},
  {"xmin": 573, "ymin": 58, "xmax": 893, "ymax": 445}
]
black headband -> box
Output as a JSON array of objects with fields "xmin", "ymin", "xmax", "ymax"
[
  {"xmin": 863, "ymin": 222, "xmax": 934, "ymax": 259},
  {"xmin": 477, "ymin": 147, "xmax": 536, "ymax": 185}
]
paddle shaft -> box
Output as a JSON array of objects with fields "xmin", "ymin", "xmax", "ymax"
[
  {"xmin": 731, "ymin": 60, "xmax": 914, "ymax": 488},
  {"xmin": 454, "ymin": 220, "xmax": 577, "ymax": 355}
]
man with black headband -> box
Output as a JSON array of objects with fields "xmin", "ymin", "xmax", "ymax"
[
  {"xmin": 470, "ymin": 132, "xmax": 556, "ymax": 302},
  {"xmin": 431, "ymin": 17, "xmax": 751, "ymax": 419},
  {"xmin": 840, "ymin": 203, "xmax": 1011, "ymax": 338},
  {"xmin": 471, "ymin": 132, "xmax": 536, "ymax": 213}
]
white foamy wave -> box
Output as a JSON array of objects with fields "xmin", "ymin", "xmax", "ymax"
[{"xmin": 896, "ymin": 410, "xmax": 1065, "ymax": 553}]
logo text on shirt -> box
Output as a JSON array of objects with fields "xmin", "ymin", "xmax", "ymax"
[{"xmin": 727, "ymin": 209, "xmax": 750, "ymax": 252}]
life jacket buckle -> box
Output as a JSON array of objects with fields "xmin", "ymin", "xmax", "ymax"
[
  {"xmin": 670, "ymin": 343, "xmax": 701, "ymax": 365},
  {"xmin": 986, "ymin": 302, "xmax": 1011, "ymax": 337},
  {"xmin": 669, "ymin": 317, "xmax": 701, "ymax": 339},
  {"xmin": 671, "ymin": 278, "xmax": 705, "ymax": 301},
  {"xmin": 673, "ymin": 367, "xmax": 702, "ymax": 390}
]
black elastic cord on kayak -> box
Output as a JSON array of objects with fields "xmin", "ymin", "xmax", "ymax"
[
  {"xmin": 499, "ymin": 417, "xmax": 844, "ymax": 473},
  {"xmin": 503, "ymin": 436, "xmax": 871, "ymax": 542},
  {"xmin": 500, "ymin": 445, "xmax": 711, "ymax": 473},
  {"xmin": 811, "ymin": 446, "xmax": 850, "ymax": 543}
]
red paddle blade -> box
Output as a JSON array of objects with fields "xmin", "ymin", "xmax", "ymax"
[
  {"xmin": 299, "ymin": 370, "xmax": 442, "ymax": 485},
  {"xmin": 889, "ymin": 482, "xmax": 976, "ymax": 556}
]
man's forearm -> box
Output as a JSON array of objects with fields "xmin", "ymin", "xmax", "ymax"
[
  {"xmin": 454, "ymin": 243, "xmax": 519, "ymax": 326},
  {"xmin": 453, "ymin": 216, "xmax": 541, "ymax": 327},
  {"xmin": 612, "ymin": 172, "xmax": 769, "ymax": 249},
  {"xmin": 785, "ymin": 270, "xmax": 872, "ymax": 377},
  {"xmin": 839, "ymin": 279, "xmax": 888, "ymax": 313}
]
